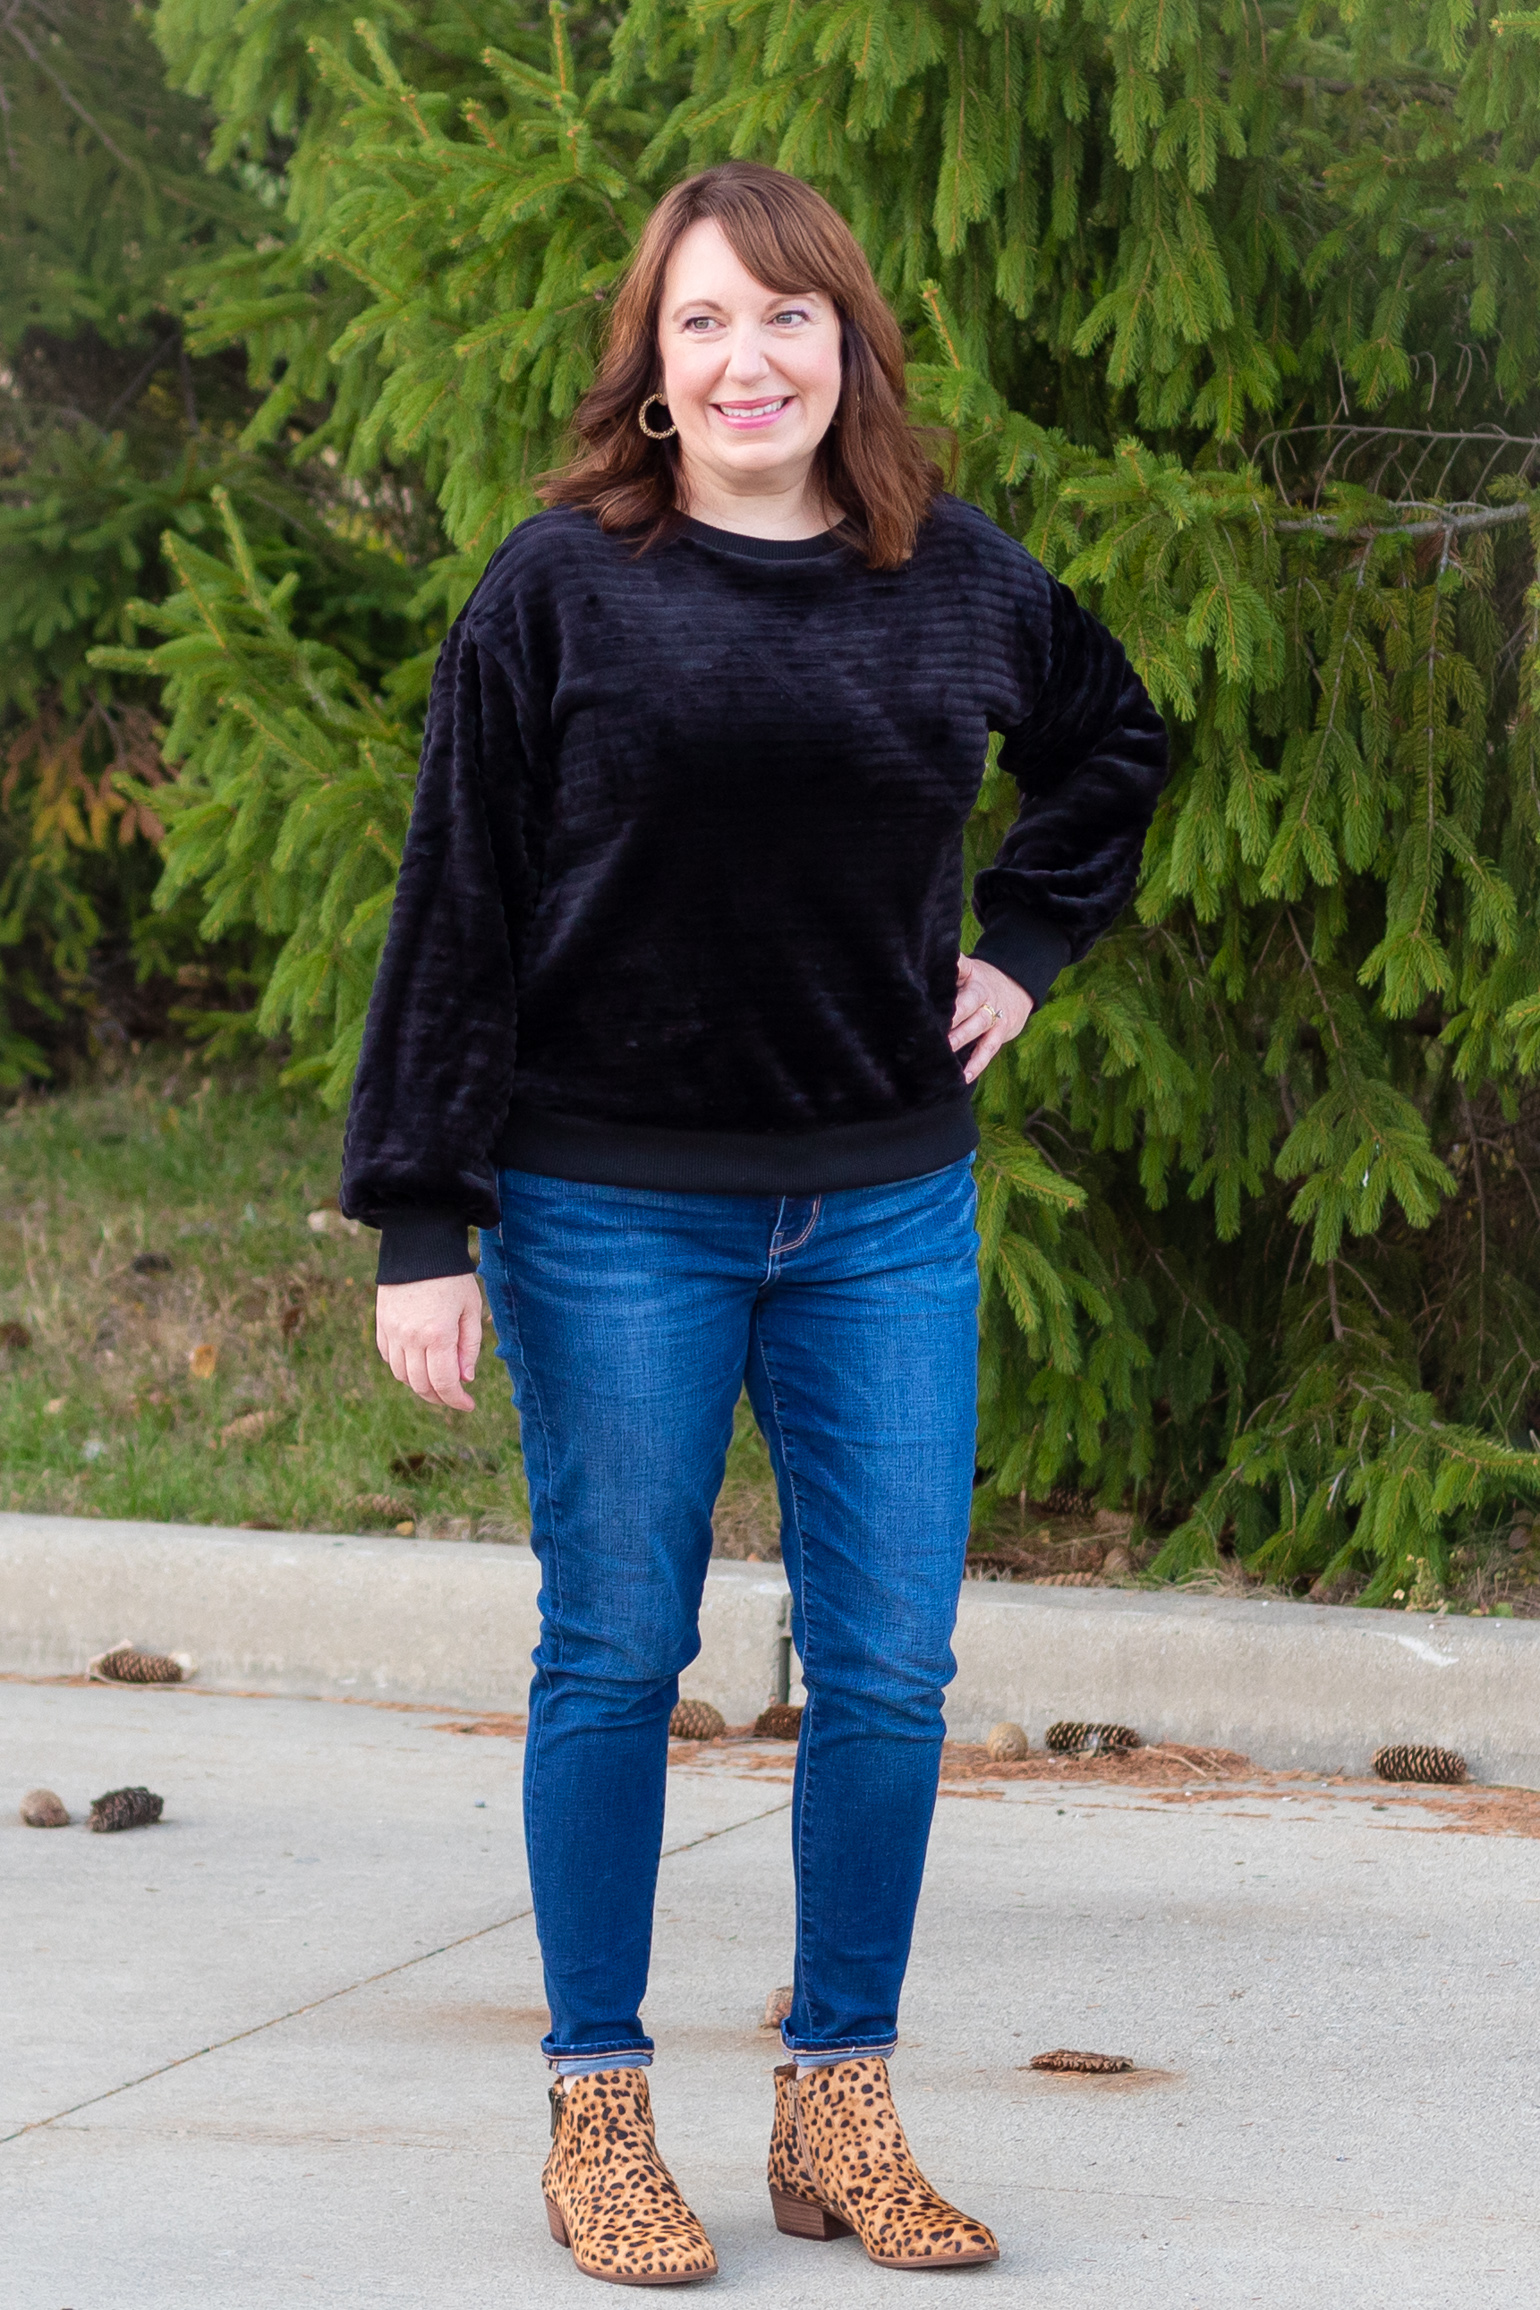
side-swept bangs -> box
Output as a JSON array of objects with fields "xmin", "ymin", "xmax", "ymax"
[{"xmin": 539, "ymin": 162, "xmax": 941, "ymax": 570}]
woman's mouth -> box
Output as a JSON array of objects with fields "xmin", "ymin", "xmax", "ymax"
[{"xmin": 712, "ymin": 396, "xmax": 792, "ymax": 430}]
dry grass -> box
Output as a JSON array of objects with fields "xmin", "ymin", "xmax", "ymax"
[
  {"xmin": 965, "ymin": 1495, "xmax": 1540, "ymax": 1618},
  {"xmin": 0, "ymin": 1055, "xmax": 778, "ymax": 1547},
  {"xmin": 0, "ymin": 1057, "xmax": 525, "ymax": 1534},
  {"xmin": 19, "ymin": 1056, "xmax": 1532, "ymax": 1607},
  {"xmin": 963, "ymin": 1502, "xmax": 1181, "ymax": 1591},
  {"xmin": 708, "ymin": 1411, "xmax": 782, "ymax": 1561}
]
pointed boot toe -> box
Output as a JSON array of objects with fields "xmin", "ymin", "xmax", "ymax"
[
  {"xmin": 543, "ymin": 2069, "xmax": 718, "ymax": 2286},
  {"xmin": 768, "ymin": 2056, "xmax": 998, "ymax": 2269}
]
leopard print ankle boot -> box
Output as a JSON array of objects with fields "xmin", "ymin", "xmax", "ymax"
[
  {"xmin": 542, "ymin": 2067, "xmax": 718, "ymax": 2285},
  {"xmin": 768, "ymin": 2057, "xmax": 999, "ymax": 2269}
]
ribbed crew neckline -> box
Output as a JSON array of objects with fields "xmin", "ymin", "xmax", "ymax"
[{"xmin": 677, "ymin": 513, "xmax": 849, "ymax": 563}]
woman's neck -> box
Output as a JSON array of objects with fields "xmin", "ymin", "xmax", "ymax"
[{"xmin": 678, "ymin": 461, "xmax": 838, "ymax": 542}]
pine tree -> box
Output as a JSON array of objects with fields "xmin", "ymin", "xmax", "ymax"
[
  {"xmin": 0, "ymin": 0, "xmax": 238, "ymax": 1076},
  {"xmin": 0, "ymin": 0, "xmax": 426, "ymax": 1077},
  {"xmin": 102, "ymin": 0, "xmax": 1540, "ymax": 1594}
]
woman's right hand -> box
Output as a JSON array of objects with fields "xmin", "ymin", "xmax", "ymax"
[{"xmin": 375, "ymin": 1274, "xmax": 484, "ymax": 1411}]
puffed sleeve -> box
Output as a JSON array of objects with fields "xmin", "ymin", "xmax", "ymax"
[
  {"xmin": 340, "ymin": 616, "xmax": 531, "ymax": 1282},
  {"xmin": 971, "ymin": 570, "xmax": 1169, "ymax": 1006}
]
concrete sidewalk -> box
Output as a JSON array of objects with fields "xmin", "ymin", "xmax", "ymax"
[{"xmin": 4, "ymin": 1674, "xmax": 1537, "ymax": 2307}]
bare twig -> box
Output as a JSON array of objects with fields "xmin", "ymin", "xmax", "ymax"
[
  {"xmin": 1334, "ymin": 1257, "xmax": 1394, "ymax": 1324},
  {"xmin": 100, "ymin": 334, "xmax": 181, "ymax": 430},
  {"xmin": 1276, "ymin": 501, "xmax": 1530, "ymax": 541},
  {"xmin": 2, "ymin": 5, "xmax": 138, "ymax": 173},
  {"xmin": 1286, "ymin": 910, "xmax": 1348, "ymax": 1063},
  {"xmin": 179, "ymin": 341, "xmax": 200, "ymax": 437},
  {"xmin": 1458, "ymin": 1090, "xmax": 1488, "ymax": 1280}
]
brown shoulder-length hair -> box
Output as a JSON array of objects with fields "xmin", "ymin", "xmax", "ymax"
[{"xmin": 539, "ymin": 162, "xmax": 941, "ymax": 570}]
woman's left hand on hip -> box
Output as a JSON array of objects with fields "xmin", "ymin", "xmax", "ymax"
[{"xmin": 950, "ymin": 953, "xmax": 1033, "ymax": 1083}]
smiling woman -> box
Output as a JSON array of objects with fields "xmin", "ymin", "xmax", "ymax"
[
  {"xmin": 655, "ymin": 222, "xmax": 844, "ymax": 531},
  {"xmin": 540, "ymin": 162, "xmax": 940, "ymax": 563},
  {"xmin": 341, "ymin": 158, "xmax": 1167, "ymax": 2285}
]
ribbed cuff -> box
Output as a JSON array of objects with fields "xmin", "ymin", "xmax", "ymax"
[
  {"xmin": 971, "ymin": 901, "xmax": 1073, "ymax": 1012},
  {"xmin": 375, "ymin": 1210, "xmax": 477, "ymax": 1286}
]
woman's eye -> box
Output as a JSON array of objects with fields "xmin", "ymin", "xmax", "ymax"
[
  {"xmin": 773, "ymin": 309, "xmax": 810, "ymax": 326},
  {"xmin": 683, "ymin": 316, "xmax": 720, "ymax": 333}
]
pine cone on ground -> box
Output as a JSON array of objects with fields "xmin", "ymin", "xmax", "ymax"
[
  {"xmin": 88, "ymin": 1645, "xmax": 191, "ymax": 1686},
  {"xmin": 753, "ymin": 1702, "xmax": 804, "ymax": 1740},
  {"xmin": 985, "ymin": 1721, "xmax": 1030, "ymax": 1762},
  {"xmin": 760, "ymin": 1983, "xmax": 794, "ymax": 2030},
  {"xmin": 20, "ymin": 1788, "xmax": 69, "ymax": 1827},
  {"xmin": 1372, "ymin": 1743, "xmax": 1467, "ymax": 1785},
  {"xmin": 669, "ymin": 1698, "xmax": 726, "ymax": 1741},
  {"xmin": 353, "ymin": 1492, "xmax": 414, "ymax": 1525},
  {"xmin": 1028, "ymin": 2048, "xmax": 1133, "ymax": 2074},
  {"xmin": 1045, "ymin": 1720, "xmax": 1142, "ymax": 1756},
  {"xmin": 1041, "ymin": 1486, "xmax": 1095, "ymax": 1517},
  {"xmin": 89, "ymin": 1786, "xmax": 164, "ymax": 1832}
]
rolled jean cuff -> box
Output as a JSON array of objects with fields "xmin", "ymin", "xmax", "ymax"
[
  {"xmin": 548, "ymin": 2048, "xmax": 655, "ymax": 2077},
  {"xmin": 785, "ymin": 2037, "xmax": 899, "ymax": 2067}
]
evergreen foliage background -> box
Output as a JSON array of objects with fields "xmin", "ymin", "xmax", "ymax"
[
  {"xmin": 8, "ymin": 0, "xmax": 1540, "ymax": 1589},
  {"xmin": 0, "ymin": 0, "xmax": 422, "ymax": 1077}
]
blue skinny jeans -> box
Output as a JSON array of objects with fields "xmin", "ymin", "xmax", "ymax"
[{"xmin": 477, "ymin": 1158, "xmax": 979, "ymax": 2067}]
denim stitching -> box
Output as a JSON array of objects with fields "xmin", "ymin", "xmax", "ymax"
[
  {"xmin": 495, "ymin": 1249, "xmax": 563, "ymax": 1663},
  {"xmin": 749, "ymin": 1318, "xmax": 822, "ymax": 2035},
  {"xmin": 763, "ymin": 1196, "xmax": 786, "ymax": 1281},
  {"xmin": 487, "ymin": 1219, "xmax": 564, "ymax": 1913},
  {"xmin": 773, "ymin": 1194, "xmax": 822, "ymax": 1260},
  {"xmin": 546, "ymin": 2040, "xmax": 656, "ymax": 2067},
  {"xmin": 786, "ymin": 2036, "xmax": 899, "ymax": 2060}
]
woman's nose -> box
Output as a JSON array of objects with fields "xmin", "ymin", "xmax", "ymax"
[{"xmin": 722, "ymin": 325, "xmax": 773, "ymax": 381}]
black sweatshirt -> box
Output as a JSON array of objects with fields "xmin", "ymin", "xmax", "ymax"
[{"xmin": 340, "ymin": 497, "xmax": 1169, "ymax": 1282}]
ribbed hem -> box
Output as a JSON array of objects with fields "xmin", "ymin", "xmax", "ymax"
[
  {"xmin": 375, "ymin": 1210, "xmax": 477, "ymax": 1286},
  {"xmin": 493, "ymin": 1092, "xmax": 979, "ymax": 1196},
  {"xmin": 677, "ymin": 514, "xmax": 849, "ymax": 563},
  {"xmin": 971, "ymin": 900, "xmax": 1073, "ymax": 1011}
]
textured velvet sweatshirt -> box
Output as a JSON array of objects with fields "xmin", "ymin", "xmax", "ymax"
[{"xmin": 340, "ymin": 496, "xmax": 1169, "ymax": 1282}]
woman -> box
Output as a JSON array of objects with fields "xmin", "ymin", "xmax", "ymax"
[{"xmin": 342, "ymin": 160, "xmax": 1167, "ymax": 2283}]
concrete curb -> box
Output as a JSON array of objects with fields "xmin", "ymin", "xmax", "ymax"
[
  {"xmin": 2, "ymin": 1511, "xmax": 1537, "ymax": 1785},
  {"xmin": 0, "ymin": 1512, "xmax": 791, "ymax": 1723},
  {"xmin": 949, "ymin": 1579, "xmax": 1540, "ymax": 1787}
]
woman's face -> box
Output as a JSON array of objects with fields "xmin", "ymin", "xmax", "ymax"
[{"xmin": 657, "ymin": 217, "xmax": 843, "ymax": 503}]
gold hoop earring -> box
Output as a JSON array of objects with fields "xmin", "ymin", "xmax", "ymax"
[{"xmin": 638, "ymin": 394, "xmax": 677, "ymax": 441}]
